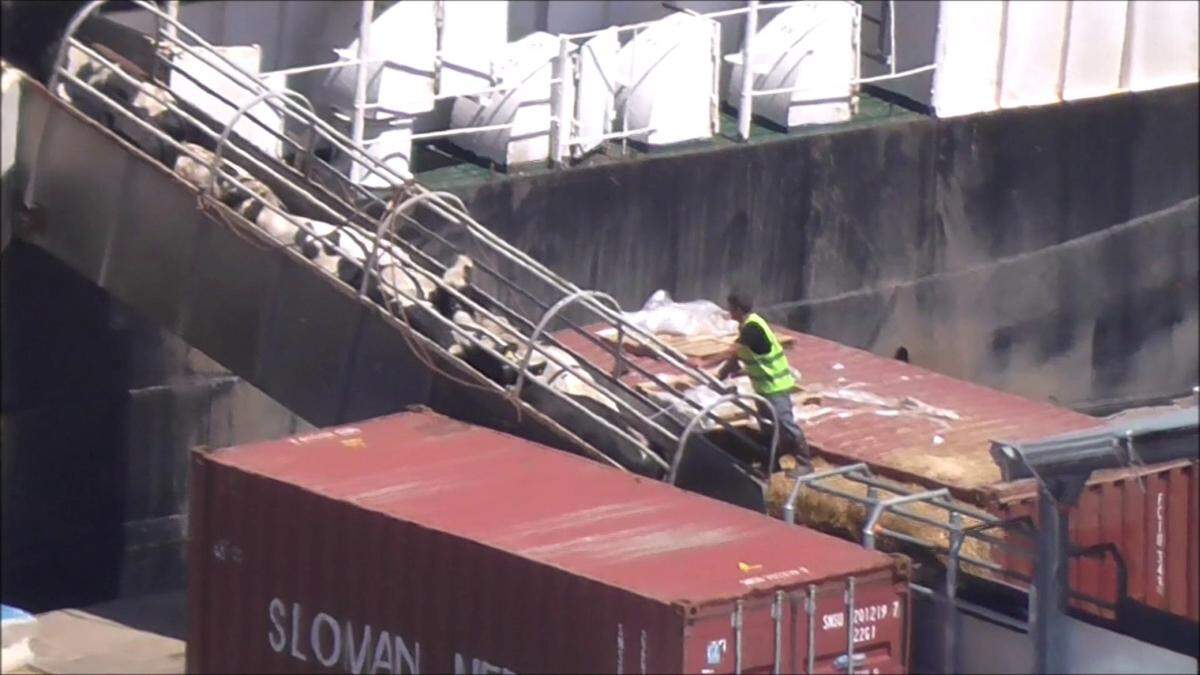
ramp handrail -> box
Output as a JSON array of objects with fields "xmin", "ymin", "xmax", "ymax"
[
  {"xmin": 209, "ymin": 88, "xmax": 317, "ymax": 198},
  {"xmin": 142, "ymin": 0, "xmax": 772, "ymax": 446},
  {"xmin": 667, "ymin": 392, "xmax": 780, "ymax": 486},
  {"xmin": 47, "ymin": 0, "xmax": 780, "ymax": 478},
  {"xmin": 48, "ymin": 42, "xmax": 653, "ymax": 474}
]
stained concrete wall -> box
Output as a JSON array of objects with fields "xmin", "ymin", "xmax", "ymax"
[
  {"xmin": 1, "ymin": 242, "xmax": 311, "ymax": 612},
  {"xmin": 453, "ymin": 84, "xmax": 1199, "ymax": 411}
]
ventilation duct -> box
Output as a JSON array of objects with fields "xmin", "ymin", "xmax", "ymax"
[
  {"xmin": 726, "ymin": 1, "xmax": 857, "ymax": 129},
  {"xmin": 321, "ymin": 0, "xmax": 438, "ymax": 118},
  {"xmin": 439, "ymin": 0, "xmax": 510, "ymax": 97},
  {"xmin": 448, "ymin": 32, "xmax": 564, "ymax": 167},
  {"xmin": 612, "ymin": 12, "xmax": 715, "ymax": 147},
  {"xmin": 572, "ymin": 28, "xmax": 620, "ymax": 156},
  {"xmin": 169, "ymin": 45, "xmax": 285, "ymax": 158}
]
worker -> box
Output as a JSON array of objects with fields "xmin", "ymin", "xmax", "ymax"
[{"xmin": 717, "ymin": 291, "xmax": 812, "ymax": 474}]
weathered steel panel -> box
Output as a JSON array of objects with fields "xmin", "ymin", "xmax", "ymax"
[
  {"xmin": 102, "ymin": 155, "xmax": 203, "ymax": 332},
  {"xmin": 992, "ymin": 460, "xmax": 1198, "ymax": 623},
  {"xmin": 23, "ymin": 89, "xmax": 125, "ymax": 283},
  {"xmin": 252, "ymin": 258, "xmax": 363, "ymax": 426},
  {"xmin": 177, "ymin": 213, "xmax": 287, "ymax": 380},
  {"xmin": 188, "ymin": 410, "xmax": 910, "ymax": 674},
  {"xmin": 333, "ymin": 310, "xmax": 435, "ymax": 424}
]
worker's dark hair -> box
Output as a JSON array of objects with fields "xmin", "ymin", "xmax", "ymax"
[{"xmin": 727, "ymin": 291, "xmax": 754, "ymax": 314}]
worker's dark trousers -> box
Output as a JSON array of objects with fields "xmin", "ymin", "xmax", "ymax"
[{"xmin": 759, "ymin": 393, "xmax": 811, "ymax": 471}]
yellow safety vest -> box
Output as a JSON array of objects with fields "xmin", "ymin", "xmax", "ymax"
[{"xmin": 736, "ymin": 313, "xmax": 796, "ymax": 397}]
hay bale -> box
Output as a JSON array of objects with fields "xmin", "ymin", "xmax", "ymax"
[{"xmin": 767, "ymin": 459, "xmax": 1000, "ymax": 581}]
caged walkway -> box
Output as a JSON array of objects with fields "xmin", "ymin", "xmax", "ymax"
[{"xmin": 6, "ymin": 1, "xmax": 788, "ymax": 512}]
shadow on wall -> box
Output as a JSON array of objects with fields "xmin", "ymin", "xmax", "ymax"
[
  {"xmin": 1, "ymin": 242, "xmax": 311, "ymax": 612},
  {"xmin": 454, "ymin": 84, "xmax": 1200, "ymax": 411}
]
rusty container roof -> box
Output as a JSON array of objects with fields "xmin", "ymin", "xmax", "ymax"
[
  {"xmin": 202, "ymin": 409, "xmax": 897, "ymax": 607},
  {"xmin": 553, "ymin": 325, "xmax": 1107, "ymax": 504}
]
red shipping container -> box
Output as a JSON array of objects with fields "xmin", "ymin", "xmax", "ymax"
[
  {"xmin": 987, "ymin": 459, "xmax": 1199, "ymax": 622},
  {"xmin": 554, "ymin": 325, "xmax": 1199, "ymax": 625},
  {"xmin": 188, "ymin": 410, "xmax": 911, "ymax": 674}
]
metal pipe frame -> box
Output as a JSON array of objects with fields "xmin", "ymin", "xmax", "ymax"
[
  {"xmin": 72, "ymin": 7, "xmax": 638, "ymax": 417},
  {"xmin": 57, "ymin": 23, "xmax": 712, "ymax": 492},
  {"xmin": 781, "ymin": 460, "xmax": 1044, "ymax": 568},
  {"xmin": 53, "ymin": 0, "xmax": 781, "ymax": 476},
  {"xmin": 351, "ymin": 197, "xmax": 749, "ymax": 456},
  {"xmin": 54, "ymin": 42, "xmax": 348, "ymax": 237},
  {"xmin": 805, "ymin": 585, "xmax": 817, "ymax": 674},
  {"xmin": 667, "ymin": 392, "xmax": 779, "ymax": 486},
  {"xmin": 738, "ymin": 0, "xmax": 759, "ymax": 141},
  {"xmin": 512, "ymin": 290, "xmax": 625, "ymax": 401},
  {"xmin": 861, "ymin": 489, "xmax": 949, "ymax": 549},
  {"xmin": 772, "ymin": 590, "xmax": 784, "ymax": 675},
  {"xmin": 782, "ymin": 462, "xmax": 868, "ymax": 523},
  {"xmin": 209, "ymin": 89, "xmax": 316, "ymax": 198},
  {"xmin": 382, "ymin": 199, "xmax": 746, "ymax": 457},
  {"xmin": 908, "ymin": 583, "xmax": 1030, "ymax": 633},
  {"xmin": 750, "ymin": 63, "xmax": 937, "ymax": 98},
  {"xmin": 350, "ymin": 0, "xmax": 374, "ymax": 173},
  {"xmin": 83, "ymin": 0, "xmax": 415, "ymax": 195},
  {"xmin": 408, "ymin": 185, "xmax": 771, "ymax": 428},
  {"xmin": 844, "ymin": 576, "xmax": 856, "ymax": 675},
  {"xmin": 732, "ymin": 599, "xmax": 744, "ymax": 674},
  {"xmin": 49, "ymin": 51, "xmax": 650, "ymax": 478},
  {"xmin": 403, "ymin": 190, "xmax": 775, "ymax": 448}
]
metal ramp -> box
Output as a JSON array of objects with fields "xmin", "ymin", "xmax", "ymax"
[{"xmin": 11, "ymin": 0, "xmax": 782, "ymax": 511}]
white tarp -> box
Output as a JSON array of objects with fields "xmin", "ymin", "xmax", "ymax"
[{"xmin": 620, "ymin": 290, "xmax": 738, "ymax": 338}]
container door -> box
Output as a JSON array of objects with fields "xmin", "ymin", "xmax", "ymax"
[
  {"xmin": 682, "ymin": 595, "xmax": 779, "ymax": 674},
  {"xmin": 803, "ymin": 571, "xmax": 908, "ymax": 674},
  {"xmin": 681, "ymin": 569, "xmax": 909, "ymax": 673}
]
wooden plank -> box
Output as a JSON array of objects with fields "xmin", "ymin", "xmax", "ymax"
[{"xmin": 596, "ymin": 329, "xmax": 793, "ymax": 367}]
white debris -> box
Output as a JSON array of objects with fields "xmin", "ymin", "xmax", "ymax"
[
  {"xmin": 901, "ymin": 396, "xmax": 962, "ymax": 421},
  {"xmin": 832, "ymin": 362, "xmax": 845, "ymax": 370},
  {"xmin": 932, "ymin": 435, "xmax": 945, "ymax": 445}
]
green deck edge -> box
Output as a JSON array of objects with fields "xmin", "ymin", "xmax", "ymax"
[{"xmin": 413, "ymin": 93, "xmax": 926, "ymax": 192}]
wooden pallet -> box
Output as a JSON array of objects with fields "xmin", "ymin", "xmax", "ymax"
[{"xmin": 597, "ymin": 329, "xmax": 793, "ymax": 367}]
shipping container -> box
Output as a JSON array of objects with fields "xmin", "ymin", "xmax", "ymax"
[
  {"xmin": 553, "ymin": 325, "xmax": 1199, "ymax": 627},
  {"xmin": 188, "ymin": 409, "xmax": 911, "ymax": 674},
  {"xmin": 989, "ymin": 459, "xmax": 1199, "ymax": 623}
]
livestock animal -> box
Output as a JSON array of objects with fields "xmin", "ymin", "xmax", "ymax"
[
  {"xmin": 334, "ymin": 226, "xmax": 430, "ymax": 311},
  {"xmin": 62, "ymin": 43, "xmax": 186, "ymax": 159},
  {"xmin": 161, "ymin": 142, "xmax": 256, "ymax": 203}
]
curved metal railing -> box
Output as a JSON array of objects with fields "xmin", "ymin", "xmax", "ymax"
[{"xmin": 42, "ymin": 0, "xmax": 783, "ymax": 486}]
